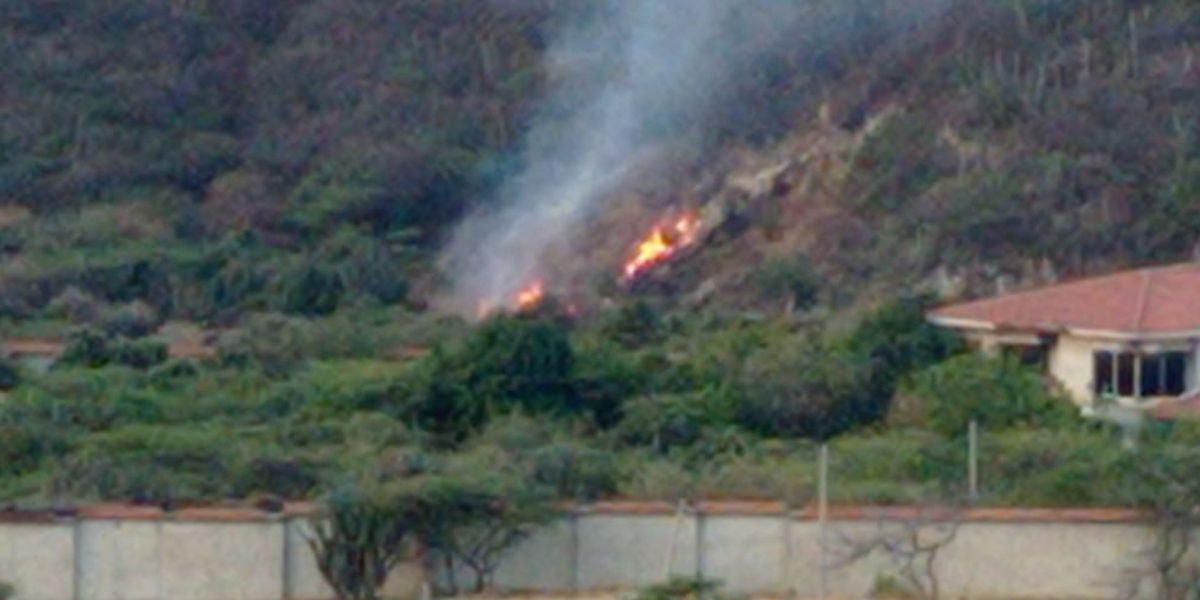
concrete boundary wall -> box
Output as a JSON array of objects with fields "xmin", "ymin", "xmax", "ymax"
[
  {"xmin": 0, "ymin": 503, "xmax": 1161, "ymax": 600},
  {"xmin": 487, "ymin": 503, "xmax": 1157, "ymax": 600}
]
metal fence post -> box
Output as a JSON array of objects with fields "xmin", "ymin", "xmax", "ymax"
[
  {"xmin": 818, "ymin": 443, "xmax": 829, "ymax": 600},
  {"xmin": 968, "ymin": 420, "xmax": 979, "ymax": 502}
]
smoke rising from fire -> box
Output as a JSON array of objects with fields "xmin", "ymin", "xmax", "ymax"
[{"xmin": 438, "ymin": 1, "xmax": 953, "ymax": 314}]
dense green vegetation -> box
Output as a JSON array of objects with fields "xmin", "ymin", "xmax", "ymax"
[
  {"xmin": 2, "ymin": 0, "xmax": 1200, "ymax": 524},
  {"xmin": 0, "ymin": 296, "xmax": 1185, "ymax": 511}
]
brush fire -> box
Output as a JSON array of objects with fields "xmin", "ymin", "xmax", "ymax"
[
  {"xmin": 474, "ymin": 212, "xmax": 701, "ymax": 319},
  {"xmin": 621, "ymin": 213, "xmax": 700, "ymax": 281},
  {"xmin": 514, "ymin": 280, "xmax": 545, "ymax": 310}
]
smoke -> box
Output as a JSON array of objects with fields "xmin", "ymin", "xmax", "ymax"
[{"xmin": 437, "ymin": 0, "xmax": 952, "ymax": 314}]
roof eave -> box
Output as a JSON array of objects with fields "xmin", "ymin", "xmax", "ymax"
[{"xmin": 926, "ymin": 315, "xmax": 997, "ymax": 331}]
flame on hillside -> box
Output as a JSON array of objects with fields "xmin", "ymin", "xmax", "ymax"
[
  {"xmin": 514, "ymin": 280, "xmax": 545, "ymax": 311},
  {"xmin": 621, "ymin": 213, "xmax": 700, "ymax": 281},
  {"xmin": 475, "ymin": 280, "xmax": 545, "ymax": 319}
]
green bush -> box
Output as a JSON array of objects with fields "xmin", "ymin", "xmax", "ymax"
[
  {"xmin": 633, "ymin": 577, "xmax": 730, "ymax": 600},
  {"xmin": 0, "ymin": 357, "xmax": 19, "ymax": 390},
  {"xmin": 616, "ymin": 392, "xmax": 723, "ymax": 453},
  {"xmin": 58, "ymin": 328, "xmax": 113, "ymax": 368},
  {"xmin": 906, "ymin": 354, "xmax": 1073, "ymax": 437},
  {"xmin": 110, "ymin": 338, "xmax": 168, "ymax": 369},
  {"xmin": 280, "ymin": 264, "xmax": 344, "ymax": 316},
  {"xmin": 50, "ymin": 425, "xmax": 238, "ymax": 502},
  {"xmin": 570, "ymin": 335, "xmax": 645, "ymax": 427},
  {"xmin": 825, "ymin": 430, "xmax": 961, "ymax": 503},
  {"xmin": 100, "ymin": 301, "xmax": 159, "ymax": 338},
  {"xmin": 696, "ymin": 453, "xmax": 814, "ymax": 504},
  {"xmin": 979, "ymin": 429, "xmax": 1133, "ymax": 506},
  {"xmin": 749, "ymin": 253, "xmax": 820, "ymax": 311},
  {"xmin": 734, "ymin": 341, "xmax": 874, "ymax": 440}
]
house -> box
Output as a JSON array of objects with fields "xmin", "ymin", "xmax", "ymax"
[{"xmin": 927, "ymin": 262, "xmax": 1200, "ymax": 413}]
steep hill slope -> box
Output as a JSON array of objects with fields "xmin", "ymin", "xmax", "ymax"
[{"xmin": 1, "ymin": 0, "xmax": 1198, "ymax": 330}]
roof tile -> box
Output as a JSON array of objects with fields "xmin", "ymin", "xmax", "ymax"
[{"xmin": 930, "ymin": 262, "xmax": 1200, "ymax": 334}]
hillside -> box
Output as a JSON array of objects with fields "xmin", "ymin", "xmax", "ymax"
[
  {"xmin": 0, "ymin": 0, "xmax": 1199, "ymax": 513},
  {"xmin": 3, "ymin": 0, "xmax": 1199, "ymax": 329}
]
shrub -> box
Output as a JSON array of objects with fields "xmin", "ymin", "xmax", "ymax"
[
  {"xmin": 616, "ymin": 393, "xmax": 721, "ymax": 453},
  {"xmin": 570, "ymin": 336, "xmax": 645, "ymax": 428},
  {"xmin": 829, "ymin": 431, "xmax": 957, "ymax": 503},
  {"xmin": 456, "ymin": 315, "xmax": 575, "ymax": 415},
  {"xmin": 696, "ymin": 453, "xmax": 814, "ymax": 505},
  {"xmin": 110, "ymin": 338, "xmax": 168, "ymax": 369},
  {"xmin": 527, "ymin": 441, "xmax": 620, "ymax": 502},
  {"xmin": 906, "ymin": 354, "xmax": 1073, "ymax": 437},
  {"xmin": 633, "ymin": 577, "xmax": 730, "ymax": 600},
  {"xmin": 58, "ymin": 328, "xmax": 113, "ymax": 368},
  {"xmin": 749, "ymin": 253, "xmax": 821, "ymax": 311},
  {"xmin": 101, "ymin": 300, "xmax": 159, "ymax": 338},
  {"xmin": 45, "ymin": 286, "xmax": 101, "ymax": 322},
  {"xmin": 148, "ymin": 358, "xmax": 199, "ymax": 382},
  {"xmin": 598, "ymin": 300, "xmax": 664, "ymax": 348},
  {"xmin": 734, "ymin": 341, "xmax": 875, "ymax": 440},
  {"xmin": 980, "ymin": 429, "xmax": 1133, "ymax": 507},
  {"xmin": 618, "ymin": 456, "xmax": 698, "ymax": 501},
  {"xmin": 265, "ymin": 360, "xmax": 411, "ymax": 418},
  {"xmin": 0, "ymin": 357, "xmax": 19, "ymax": 390},
  {"xmin": 281, "ymin": 264, "xmax": 344, "ymax": 316},
  {"xmin": 0, "ymin": 581, "xmax": 14, "ymax": 600},
  {"xmin": 49, "ymin": 425, "xmax": 237, "ymax": 502},
  {"xmin": 835, "ymin": 296, "xmax": 963, "ymax": 422}
]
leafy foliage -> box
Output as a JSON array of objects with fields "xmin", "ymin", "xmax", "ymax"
[
  {"xmin": 907, "ymin": 354, "xmax": 1073, "ymax": 437},
  {"xmin": 307, "ymin": 483, "xmax": 414, "ymax": 600}
]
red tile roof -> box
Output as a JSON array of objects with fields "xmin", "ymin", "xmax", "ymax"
[{"xmin": 929, "ymin": 262, "xmax": 1200, "ymax": 335}]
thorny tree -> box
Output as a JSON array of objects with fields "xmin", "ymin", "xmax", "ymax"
[
  {"xmin": 306, "ymin": 484, "xmax": 413, "ymax": 600},
  {"xmin": 828, "ymin": 505, "xmax": 962, "ymax": 600},
  {"xmin": 406, "ymin": 469, "xmax": 555, "ymax": 594},
  {"xmin": 1117, "ymin": 443, "xmax": 1200, "ymax": 600}
]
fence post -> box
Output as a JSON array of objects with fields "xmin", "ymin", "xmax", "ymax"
[
  {"xmin": 968, "ymin": 420, "xmax": 979, "ymax": 502},
  {"xmin": 569, "ymin": 511, "xmax": 581, "ymax": 593},
  {"xmin": 818, "ymin": 443, "xmax": 829, "ymax": 600}
]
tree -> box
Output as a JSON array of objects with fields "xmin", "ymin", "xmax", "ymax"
[
  {"xmin": 735, "ymin": 340, "xmax": 875, "ymax": 440},
  {"xmin": 906, "ymin": 353, "xmax": 1072, "ymax": 436},
  {"xmin": 1115, "ymin": 442, "xmax": 1200, "ymax": 600},
  {"xmin": 307, "ymin": 483, "xmax": 413, "ymax": 600},
  {"xmin": 403, "ymin": 466, "xmax": 555, "ymax": 594},
  {"xmin": 830, "ymin": 505, "xmax": 963, "ymax": 600}
]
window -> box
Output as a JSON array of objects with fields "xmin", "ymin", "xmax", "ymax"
[
  {"xmin": 1141, "ymin": 352, "xmax": 1188, "ymax": 396},
  {"xmin": 1093, "ymin": 350, "xmax": 1190, "ymax": 398},
  {"xmin": 1004, "ymin": 344, "xmax": 1047, "ymax": 368},
  {"xmin": 1118, "ymin": 353, "xmax": 1136, "ymax": 396},
  {"xmin": 1094, "ymin": 352, "xmax": 1114, "ymax": 395}
]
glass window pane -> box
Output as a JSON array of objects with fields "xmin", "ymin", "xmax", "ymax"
[
  {"xmin": 1094, "ymin": 352, "xmax": 1114, "ymax": 395},
  {"xmin": 1141, "ymin": 354, "xmax": 1162, "ymax": 396},
  {"xmin": 1118, "ymin": 353, "xmax": 1135, "ymax": 396},
  {"xmin": 1166, "ymin": 352, "xmax": 1188, "ymax": 396}
]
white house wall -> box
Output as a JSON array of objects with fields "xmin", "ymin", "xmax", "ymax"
[{"xmin": 1048, "ymin": 335, "xmax": 1113, "ymax": 405}]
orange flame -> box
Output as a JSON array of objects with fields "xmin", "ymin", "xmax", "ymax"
[
  {"xmin": 514, "ymin": 280, "xmax": 545, "ymax": 311},
  {"xmin": 474, "ymin": 280, "xmax": 545, "ymax": 319},
  {"xmin": 621, "ymin": 213, "xmax": 700, "ymax": 281}
]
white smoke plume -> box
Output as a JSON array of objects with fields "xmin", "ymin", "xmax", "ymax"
[{"xmin": 437, "ymin": 0, "xmax": 951, "ymax": 314}]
